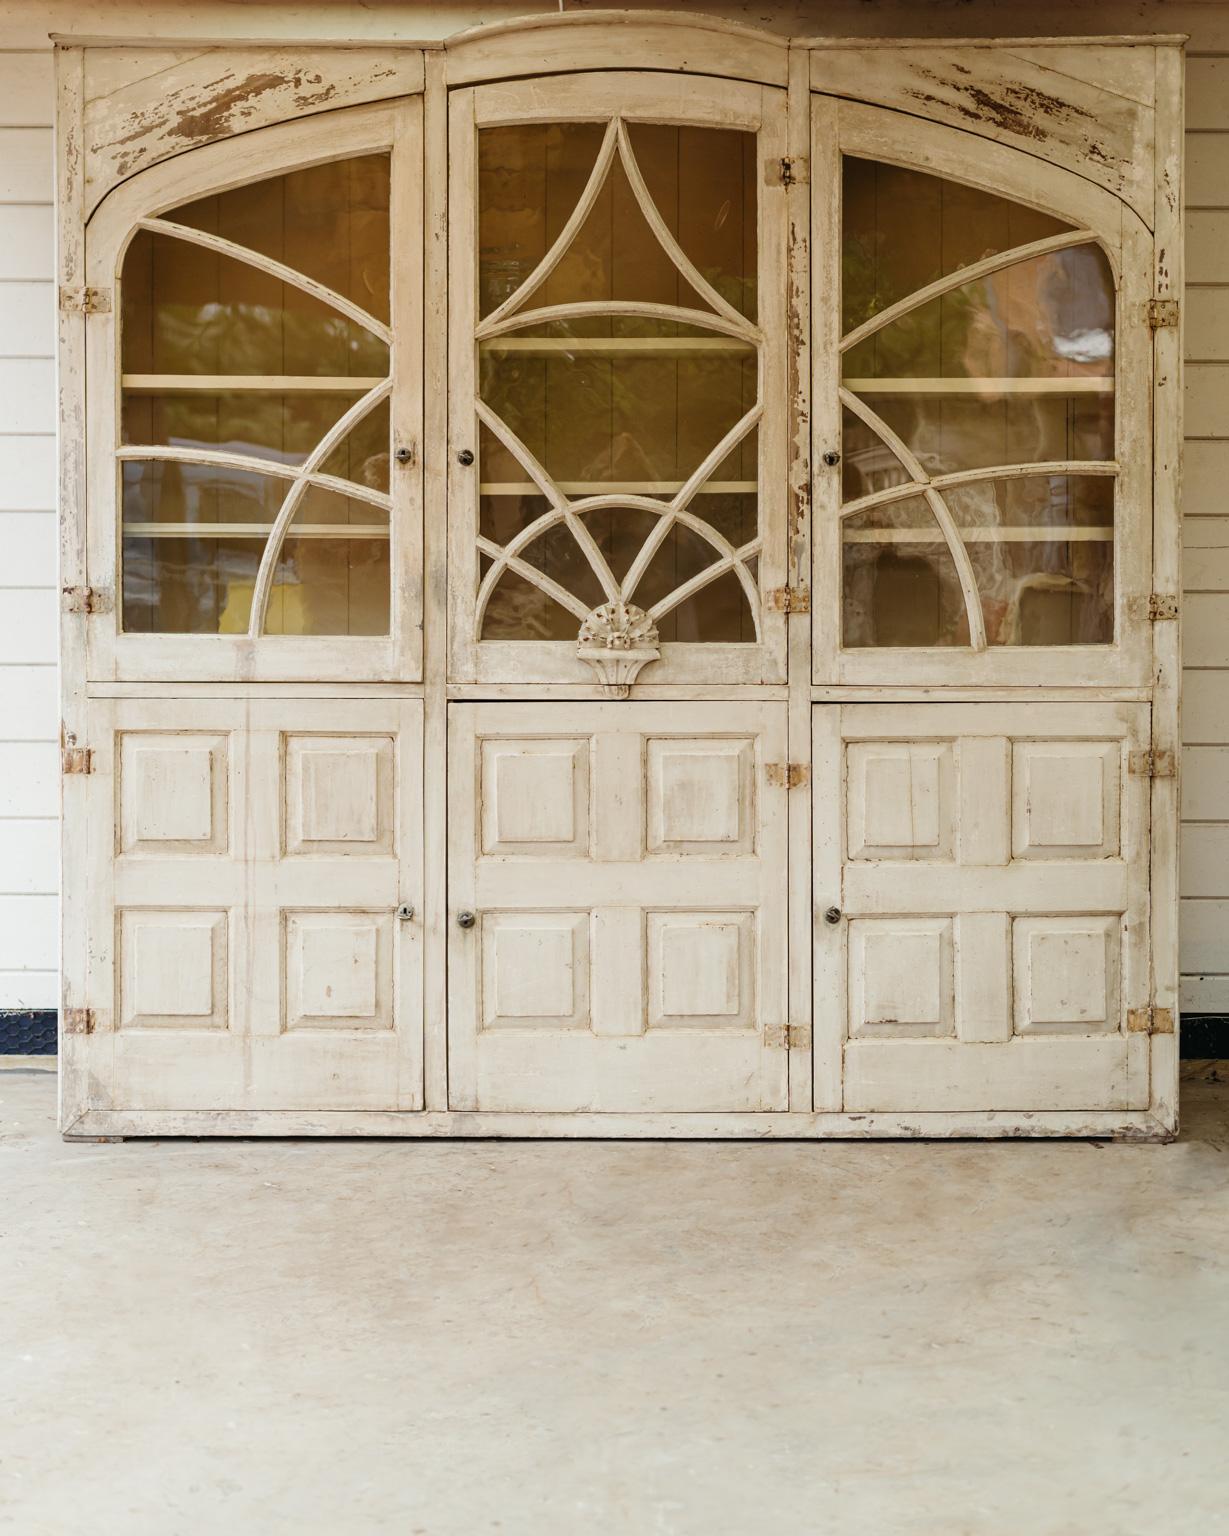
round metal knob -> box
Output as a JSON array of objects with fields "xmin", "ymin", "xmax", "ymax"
[
  {"xmin": 456, "ymin": 910, "xmax": 476, "ymax": 929},
  {"xmin": 394, "ymin": 445, "xmax": 414, "ymax": 465},
  {"xmin": 822, "ymin": 450, "xmax": 841, "ymax": 467},
  {"xmin": 396, "ymin": 902, "xmax": 415, "ymax": 921},
  {"xmin": 456, "ymin": 448, "xmax": 475, "ymax": 466},
  {"xmin": 823, "ymin": 906, "xmax": 842, "ymax": 925}
]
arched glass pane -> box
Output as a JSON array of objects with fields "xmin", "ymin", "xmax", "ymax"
[
  {"xmin": 118, "ymin": 154, "xmax": 392, "ymax": 638},
  {"xmin": 842, "ymin": 497, "xmax": 970, "ymax": 648}
]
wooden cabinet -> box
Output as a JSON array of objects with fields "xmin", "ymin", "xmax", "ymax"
[{"xmin": 57, "ymin": 17, "xmax": 1183, "ymax": 1138}]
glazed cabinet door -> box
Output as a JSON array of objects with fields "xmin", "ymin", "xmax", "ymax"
[
  {"xmin": 84, "ymin": 100, "xmax": 424, "ymax": 683},
  {"xmin": 447, "ymin": 702, "xmax": 789, "ymax": 1112},
  {"xmin": 812, "ymin": 98, "xmax": 1155, "ymax": 688},
  {"xmin": 447, "ymin": 72, "xmax": 789, "ymax": 691},
  {"xmin": 814, "ymin": 703, "xmax": 1152, "ymax": 1112},
  {"xmin": 72, "ymin": 698, "xmax": 424, "ymax": 1112}
]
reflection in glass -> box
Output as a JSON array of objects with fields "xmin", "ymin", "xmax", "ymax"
[{"xmin": 840, "ymin": 155, "xmax": 1117, "ymax": 650}]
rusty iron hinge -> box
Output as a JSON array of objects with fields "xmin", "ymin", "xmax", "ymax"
[
  {"xmin": 766, "ymin": 762, "xmax": 809, "ymax": 790},
  {"xmin": 765, "ymin": 156, "xmax": 808, "ymax": 187},
  {"xmin": 62, "ymin": 746, "xmax": 93, "ymax": 775},
  {"xmin": 1127, "ymin": 1005, "xmax": 1175, "ymax": 1035},
  {"xmin": 59, "ymin": 285, "xmax": 112, "ymax": 315},
  {"xmin": 765, "ymin": 585, "xmax": 810, "ymax": 614},
  {"xmin": 63, "ymin": 1007, "xmax": 96, "ymax": 1035},
  {"xmin": 1147, "ymin": 593, "xmax": 1179, "ymax": 621},
  {"xmin": 1146, "ymin": 298, "xmax": 1179, "ymax": 330},
  {"xmin": 1128, "ymin": 748, "xmax": 1176, "ymax": 779},
  {"xmin": 766, "ymin": 1022, "xmax": 811, "ymax": 1049},
  {"xmin": 61, "ymin": 584, "xmax": 112, "ymax": 615}
]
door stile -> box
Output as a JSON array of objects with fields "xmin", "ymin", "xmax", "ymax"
[
  {"xmin": 785, "ymin": 47, "xmax": 814, "ymax": 1112},
  {"xmin": 808, "ymin": 94, "xmax": 843, "ymax": 692},
  {"xmin": 1148, "ymin": 42, "xmax": 1184, "ymax": 1131},
  {"xmin": 391, "ymin": 95, "xmax": 426, "ymax": 684},
  {"xmin": 422, "ymin": 52, "xmax": 452, "ymax": 1109}
]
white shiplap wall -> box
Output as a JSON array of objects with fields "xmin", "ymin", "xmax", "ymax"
[
  {"xmin": 0, "ymin": 26, "xmax": 1225, "ymax": 1014},
  {"xmin": 0, "ymin": 52, "xmax": 58, "ymax": 1010},
  {"xmin": 1182, "ymin": 55, "xmax": 1229, "ymax": 1012}
]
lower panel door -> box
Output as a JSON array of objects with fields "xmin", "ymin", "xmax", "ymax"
[
  {"xmin": 814, "ymin": 702, "xmax": 1152, "ymax": 1114},
  {"xmin": 77, "ymin": 697, "xmax": 423, "ymax": 1113},
  {"xmin": 448, "ymin": 702, "xmax": 789, "ymax": 1113}
]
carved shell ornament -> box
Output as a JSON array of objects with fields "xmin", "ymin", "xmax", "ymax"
[{"xmin": 576, "ymin": 601, "xmax": 661, "ymax": 698}]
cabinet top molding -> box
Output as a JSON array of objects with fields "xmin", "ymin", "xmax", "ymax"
[{"xmin": 60, "ymin": 10, "xmax": 1183, "ymax": 226}]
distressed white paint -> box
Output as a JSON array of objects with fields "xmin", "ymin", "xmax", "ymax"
[{"xmin": 0, "ymin": 9, "xmax": 1189, "ymax": 1132}]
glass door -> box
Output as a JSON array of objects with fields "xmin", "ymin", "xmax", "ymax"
[{"xmin": 447, "ymin": 72, "xmax": 789, "ymax": 689}]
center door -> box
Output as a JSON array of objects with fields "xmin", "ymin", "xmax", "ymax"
[{"xmin": 445, "ymin": 72, "xmax": 793, "ymax": 1113}]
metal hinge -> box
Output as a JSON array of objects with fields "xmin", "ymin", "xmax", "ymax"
[
  {"xmin": 1147, "ymin": 593, "xmax": 1179, "ymax": 621},
  {"xmin": 766, "ymin": 1022, "xmax": 811, "ymax": 1049},
  {"xmin": 63, "ymin": 1007, "xmax": 96, "ymax": 1035},
  {"xmin": 766, "ymin": 762, "xmax": 809, "ymax": 790},
  {"xmin": 1128, "ymin": 748, "xmax": 1176, "ymax": 779},
  {"xmin": 59, "ymin": 285, "xmax": 112, "ymax": 315},
  {"xmin": 62, "ymin": 746, "xmax": 93, "ymax": 775},
  {"xmin": 765, "ymin": 585, "xmax": 810, "ymax": 614},
  {"xmin": 765, "ymin": 156, "xmax": 808, "ymax": 187},
  {"xmin": 61, "ymin": 585, "xmax": 112, "ymax": 615},
  {"xmin": 1146, "ymin": 298, "xmax": 1179, "ymax": 329},
  {"xmin": 1127, "ymin": 1005, "xmax": 1175, "ymax": 1035}
]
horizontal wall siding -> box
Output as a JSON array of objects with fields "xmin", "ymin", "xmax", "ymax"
[
  {"xmin": 0, "ymin": 51, "xmax": 56, "ymax": 1012},
  {"xmin": 1184, "ymin": 54, "xmax": 1229, "ymax": 1011}
]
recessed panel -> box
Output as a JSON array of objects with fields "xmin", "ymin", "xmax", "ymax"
[
  {"xmin": 646, "ymin": 738, "xmax": 754, "ymax": 856},
  {"xmin": 481, "ymin": 912, "xmax": 590, "ymax": 1030},
  {"xmin": 284, "ymin": 734, "xmax": 394, "ymax": 856},
  {"xmin": 647, "ymin": 910, "xmax": 756, "ymax": 1030},
  {"xmin": 119, "ymin": 733, "xmax": 228, "ymax": 855},
  {"xmin": 480, "ymin": 738, "xmax": 590, "ymax": 857},
  {"xmin": 846, "ymin": 742, "xmax": 954, "ymax": 860},
  {"xmin": 118, "ymin": 908, "xmax": 228, "ymax": 1030},
  {"xmin": 1013, "ymin": 915, "xmax": 1121, "ymax": 1034},
  {"xmin": 1012, "ymin": 741, "xmax": 1120, "ymax": 859},
  {"xmin": 849, "ymin": 917, "xmax": 954, "ymax": 1037},
  {"xmin": 284, "ymin": 910, "xmax": 393, "ymax": 1031}
]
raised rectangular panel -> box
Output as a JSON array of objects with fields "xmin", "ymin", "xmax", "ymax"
[
  {"xmin": 284, "ymin": 910, "xmax": 393, "ymax": 1031},
  {"xmin": 284, "ymin": 735, "xmax": 394, "ymax": 856},
  {"xmin": 118, "ymin": 909, "xmax": 228, "ymax": 1030},
  {"xmin": 1012, "ymin": 915, "xmax": 1121, "ymax": 1034},
  {"xmin": 849, "ymin": 917, "xmax": 954, "ymax": 1037},
  {"xmin": 118, "ymin": 733, "xmax": 228, "ymax": 855},
  {"xmin": 646, "ymin": 910, "xmax": 755, "ymax": 1030},
  {"xmin": 480, "ymin": 912, "xmax": 590, "ymax": 1030},
  {"xmin": 846, "ymin": 741, "xmax": 953, "ymax": 860},
  {"xmin": 1012, "ymin": 741, "xmax": 1120, "ymax": 859},
  {"xmin": 480, "ymin": 737, "xmax": 590, "ymax": 857},
  {"xmin": 646, "ymin": 738, "xmax": 755, "ymax": 856}
]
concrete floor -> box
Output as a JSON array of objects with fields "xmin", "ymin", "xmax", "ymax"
[{"xmin": 1, "ymin": 1065, "xmax": 1227, "ymax": 1536}]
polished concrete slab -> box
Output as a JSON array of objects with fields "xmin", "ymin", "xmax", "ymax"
[{"xmin": 2, "ymin": 1062, "xmax": 1226, "ymax": 1536}]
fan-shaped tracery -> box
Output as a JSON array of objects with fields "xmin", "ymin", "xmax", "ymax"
[
  {"xmin": 474, "ymin": 113, "xmax": 764, "ymax": 690},
  {"xmin": 118, "ymin": 154, "xmax": 393, "ymax": 638},
  {"xmin": 841, "ymin": 156, "xmax": 1118, "ymax": 650}
]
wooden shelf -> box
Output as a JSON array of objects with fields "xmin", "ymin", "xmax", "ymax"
[
  {"xmin": 842, "ymin": 376, "xmax": 1113, "ymax": 396},
  {"xmin": 844, "ymin": 526, "xmax": 1114, "ymax": 544},
  {"xmin": 123, "ymin": 522, "xmax": 389, "ymax": 540},
  {"xmin": 480, "ymin": 480, "xmax": 756, "ymax": 496},
  {"xmin": 479, "ymin": 337, "xmax": 754, "ymax": 356},
  {"xmin": 122, "ymin": 374, "xmax": 386, "ymax": 394}
]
